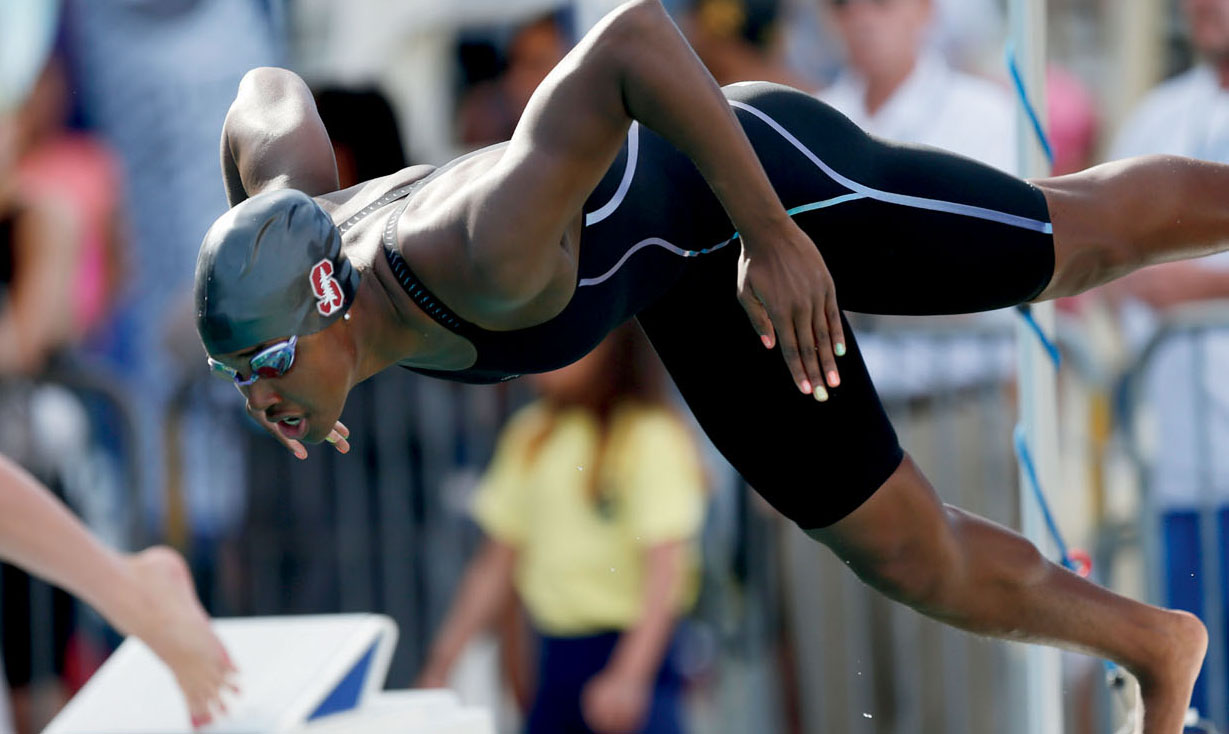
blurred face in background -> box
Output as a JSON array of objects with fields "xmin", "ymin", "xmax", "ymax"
[
  {"xmin": 506, "ymin": 17, "xmax": 568, "ymax": 113},
  {"xmin": 1186, "ymin": 0, "xmax": 1229, "ymax": 62},
  {"xmin": 828, "ymin": 0, "xmax": 933, "ymax": 81}
]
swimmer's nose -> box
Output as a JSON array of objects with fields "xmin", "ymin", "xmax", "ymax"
[{"xmin": 245, "ymin": 380, "xmax": 280, "ymax": 414}]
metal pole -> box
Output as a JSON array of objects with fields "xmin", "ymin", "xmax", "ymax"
[{"xmin": 1008, "ymin": 1, "xmax": 1064, "ymax": 732}]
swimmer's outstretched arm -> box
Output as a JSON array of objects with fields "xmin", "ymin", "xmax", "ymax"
[
  {"xmin": 220, "ymin": 67, "xmax": 339, "ymax": 207},
  {"xmin": 472, "ymin": 0, "xmax": 845, "ymax": 396},
  {"xmin": 0, "ymin": 454, "xmax": 237, "ymax": 727}
]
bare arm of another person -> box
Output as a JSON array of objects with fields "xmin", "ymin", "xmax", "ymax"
[
  {"xmin": 1105, "ymin": 260, "xmax": 1229, "ymax": 310},
  {"xmin": 0, "ymin": 454, "xmax": 236, "ymax": 727},
  {"xmin": 468, "ymin": 0, "xmax": 845, "ymax": 396},
  {"xmin": 581, "ymin": 540, "xmax": 687, "ymax": 733},
  {"xmin": 416, "ymin": 539, "xmax": 519, "ymax": 687},
  {"xmin": 0, "ymin": 198, "xmax": 78, "ymax": 374},
  {"xmin": 217, "ymin": 67, "xmax": 351, "ymax": 458}
]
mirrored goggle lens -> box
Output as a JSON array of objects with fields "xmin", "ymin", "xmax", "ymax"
[{"xmin": 250, "ymin": 342, "xmax": 294, "ymax": 375}]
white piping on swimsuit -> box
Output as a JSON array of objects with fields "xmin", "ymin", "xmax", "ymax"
[
  {"xmin": 579, "ymin": 100, "xmax": 1052, "ymax": 289},
  {"xmin": 584, "ymin": 123, "xmax": 640, "ymax": 227}
]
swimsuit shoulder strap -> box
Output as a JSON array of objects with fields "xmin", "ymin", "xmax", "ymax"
[
  {"xmin": 380, "ymin": 185, "xmax": 488, "ymax": 341},
  {"xmin": 336, "ymin": 181, "xmax": 422, "ymax": 235}
]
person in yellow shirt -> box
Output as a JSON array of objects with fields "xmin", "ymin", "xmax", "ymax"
[{"xmin": 417, "ymin": 323, "xmax": 706, "ymax": 734}]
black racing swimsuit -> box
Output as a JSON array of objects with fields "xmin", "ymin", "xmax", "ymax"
[{"xmin": 379, "ymin": 83, "xmax": 1055, "ymax": 529}]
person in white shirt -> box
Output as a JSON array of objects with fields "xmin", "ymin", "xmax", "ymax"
[
  {"xmin": 818, "ymin": 0, "xmax": 1016, "ymax": 173},
  {"xmin": 1108, "ymin": 0, "xmax": 1229, "ymax": 513},
  {"xmin": 817, "ymin": 0, "xmax": 1017, "ymax": 400}
]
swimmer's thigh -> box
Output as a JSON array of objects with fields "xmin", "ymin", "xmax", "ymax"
[
  {"xmin": 723, "ymin": 82, "xmax": 1056, "ymax": 316},
  {"xmin": 636, "ymin": 249, "xmax": 903, "ymax": 529}
]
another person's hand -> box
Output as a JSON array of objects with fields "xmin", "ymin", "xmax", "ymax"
[
  {"xmin": 245, "ymin": 400, "xmax": 350, "ymax": 460},
  {"xmin": 120, "ymin": 547, "xmax": 238, "ymax": 729},
  {"xmin": 581, "ymin": 666, "xmax": 652, "ymax": 733},
  {"xmin": 737, "ymin": 217, "xmax": 845, "ymax": 400}
]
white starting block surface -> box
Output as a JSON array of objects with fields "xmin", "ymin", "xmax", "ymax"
[{"xmin": 43, "ymin": 614, "xmax": 490, "ymax": 734}]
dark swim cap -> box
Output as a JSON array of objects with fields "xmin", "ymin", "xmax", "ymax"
[{"xmin": 195, "ymin": 189, "xmax": 359, "ymax": 355}]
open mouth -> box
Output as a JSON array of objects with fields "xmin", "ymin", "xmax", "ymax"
[{"xmin": 274, "ymin": 415, "xmax": 308, "ymax": 440}]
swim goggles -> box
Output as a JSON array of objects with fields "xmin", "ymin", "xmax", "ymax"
[{"xmin": 207, "ymin": 335, "xmax": 297, "ymax": 387}]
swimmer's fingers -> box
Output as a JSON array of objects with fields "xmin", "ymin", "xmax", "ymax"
[
  {"xmin": 825, "ymin": 288, "xmax": 846, "ymax": 365},
  {"xmin": 324, "ymin": 422, "xmax": 351, "ymax": 454},
  {"xmin": 737, "ymin": 256, "xmax": 776, "ymax": 350},
  {"xmin": 738, "ymin": 219, "xmax": 842, "ymax": 394},
  {"xmin": 794, "ymin": 310, "xmax": 826, "ymax": 400},
  {"xmin": 772, "ymin": 311, "xmax": 812, "ymax": 395},
  {"xmin": 814, "ymin": 294, "xmax": 840, "ymax": 392}
]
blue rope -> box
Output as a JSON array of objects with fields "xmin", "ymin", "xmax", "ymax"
[
  {"xmin": 1005, "ymin": 43, "xmax": 1055, "ymax": 168},
  {"xmin": 1012, "ymin": 425, "xmax": 1075, "ymax": 571},
  {"xmin": 1013, "ymin": 425, "xmax": 1121, "ymax": 678},
  {"xmin": 1006, "ymin": 36, "xmax": 1126, "ymax": 688},
  {"xmin": 1015, "ymin": 304, "xmax": 1061, "ymax": 369}
]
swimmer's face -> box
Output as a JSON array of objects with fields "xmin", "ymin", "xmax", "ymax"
[
  {"xmin": 1186, "ymin": 0, "xmax": 1229, "ymax": 60},
  {"xmin": 213, "ymin": 322, "xmax": 355, "ymax": 445}
]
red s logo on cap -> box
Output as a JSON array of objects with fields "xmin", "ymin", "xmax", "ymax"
[{"xmin": 310, "ymin": 259, "xmax": 345, "ymax": 317}]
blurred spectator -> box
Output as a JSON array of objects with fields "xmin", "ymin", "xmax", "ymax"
[
  {"xmin": 1112, "ymin": 0, "xmax": 1229, "ymax": 163},
  {"xmin": 1100, "ymin": 0, "xmax": 1229, "ymax": 313},
  {"xmin": 456, "ymin": 15, "xmax": 569, "ymax": 149},
  {"xmin": 817, "ymin": 0, "xmax": 1016, "ymax": 173},
  {"xmin": 0, "ymin": 113, "xmax": 77, "ymax": 377},
  {"xmin": 58, "ymin": 0, "xmax": 279, "ymax": 569},
  {"xmin": 0, "ymin": 43, "xmax": 113, "ymax": 734},
  {"xmin": 13, "ymin": 56, "xmax": 125, "ymax": 347},
  {"xmin": 816, "ymin": 0, "xmax": 1017, "ymax": 400},
  {"xmin": 418, "ymin": 324, "xmax": 707, "ymax": 734},
  {"xmin": 682, "ymin": 0, "xmax": 814, "ymax": 88},
  {"xmin": 313, "ymin": 86, "xmax": 410, "ymax": 184},
  {"xmin": 1046, "ymin": 65, "xmax": 1099, "ymax": 176},
  {"xmin": 1103, "ymin": 0, "xmax": 1229, "ymax": 718}
]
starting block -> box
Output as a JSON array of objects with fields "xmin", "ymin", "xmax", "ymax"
[{"xmin": 43, "ymin": 614, "xmax": 493, "ymax": 734}]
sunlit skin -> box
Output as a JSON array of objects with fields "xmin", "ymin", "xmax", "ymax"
[{"xmin": 204, "ymin": 2, "xmax": 1229, "ymax": 730}]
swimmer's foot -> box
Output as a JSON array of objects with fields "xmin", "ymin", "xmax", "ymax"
[{"xmin": 1129, "ymin": 609, "xmax": 1207, "ymax": 734}]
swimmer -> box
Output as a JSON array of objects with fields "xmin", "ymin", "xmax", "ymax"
[
  {"xmin": 197, "ymin": 2, "xmax": 1223, "ymax": 730},
  {"xmin": 0, "ymin": 453, "xmax": 235, "ymax": 728}
]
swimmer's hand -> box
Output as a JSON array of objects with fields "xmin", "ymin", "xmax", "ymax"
[
  {"xmin": 120, "ymin": 547, "xmax": 238, "ymax": 729},
  {"xmin": 738, "ymin": 217, "xmax": 846, "ymax": 400},
  {"xmin": 245, "ymin": 401, "xmax": 350, "ymax": 459}
]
